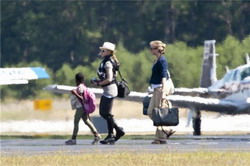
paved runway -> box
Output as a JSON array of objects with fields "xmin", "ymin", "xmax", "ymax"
[{"xmin": 1, "ymin": 135, "xmax": 250, "ymax": 156}]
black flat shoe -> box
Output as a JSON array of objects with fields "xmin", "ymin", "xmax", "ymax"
[
  {"xmin": 115, "ymin": 127, "xmax": 125, "ymax": 141},
  {"xmin": 100, "ymin": 135, "xmax": 115, "ymax": 145}
]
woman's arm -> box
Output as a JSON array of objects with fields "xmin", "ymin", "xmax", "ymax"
[
  {"xmin": 162, "ymin": 77, "xmax": 167, "ymax": 90},
  {"xmin": 161, "ymin": 77, "xmax": 168, "ymax": 98},
  {"xmin": 160, "ymin": 58, "xmax": 168, "ymax": 98}
]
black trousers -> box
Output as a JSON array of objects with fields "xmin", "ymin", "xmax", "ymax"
[{"xmin": 99, "ymin": 95, "xmax": 121, "ymax": 136}]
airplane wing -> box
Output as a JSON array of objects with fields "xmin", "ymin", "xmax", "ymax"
[
  {"xmin": 174, "ymin": 87, "xmax": 228, "ymax": 97},
  {"xmin": 43, "ymin": 85, "xmax": 102, "ymax": 95},
  {"xmin": 167, "ymin": 95, "xmax": 239, "ymax": 114},
  {"xmin": 44, "ymin": 84, "xmax": 248, "ymax": 114},
  {"xmin": 174, "ymin": 88, "xmax": 208, "ymax": 96},
  {"xmin": 43, "ymin": 84, "xmax": 147, "ymax": 102},
  {"xmin": 0, "ymin": 67, "xmax": 50, "ymax": 85}
]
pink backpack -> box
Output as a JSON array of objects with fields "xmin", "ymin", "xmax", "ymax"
[{"xmin": 77, "ymin": 84, "xmax": 96, "ymax": 114}]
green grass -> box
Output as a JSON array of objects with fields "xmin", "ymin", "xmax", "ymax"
[{"xmin": 1, "ymin": 151, "xmax": 250, "ymax": 166}]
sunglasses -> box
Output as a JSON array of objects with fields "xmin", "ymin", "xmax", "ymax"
[{"xmin": 150, "ymin": 47, "xmax": 158, "ymax": 50}]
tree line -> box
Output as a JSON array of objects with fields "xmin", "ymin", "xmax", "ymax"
[
  {"xmin": 1, "ymin": 35, "xmax": 249, "ymax": 100},
  {"xmin": 1, "ymin": 0, "xmax": 250, "ymax": 99}
]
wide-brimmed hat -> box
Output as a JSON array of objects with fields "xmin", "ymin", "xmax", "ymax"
[{"xmin": 99, "ymin": 42, "xmax": 115, "ymax": 51}]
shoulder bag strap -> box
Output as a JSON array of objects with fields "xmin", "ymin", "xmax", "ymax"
[
  {"xmin": 117, "ymin": 68, "xmax": 128, "ymax": 83},
  {"xmin": 118, "ymin": 69, "xmax": 123, "ymax": 80},
  {"xmin": 161, "ymin": 126, "xmax": 169, "ymax": 135}
]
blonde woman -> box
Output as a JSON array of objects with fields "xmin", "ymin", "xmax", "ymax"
[
  {"xmin": 147, "ymin": 40, "xmax": 175, "ymax": 144},
  {"xmin": 91, "ymin": 42, "xmax": 125, "ymax": 145}
]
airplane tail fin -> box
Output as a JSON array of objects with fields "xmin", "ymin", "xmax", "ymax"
[
  {"xmin": 200, "ymin": 40, "xmax": 218, "ymax": 88},
  {"xmin": 246, "ymin": 53, "xmax": 250, "ymax": 64}
]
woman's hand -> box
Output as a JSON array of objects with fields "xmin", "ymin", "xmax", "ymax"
[
  {"xmin": 91, "ymin": 80, "xmax": 97, "ymax": 86},
  {"xmin": 91, "ymin": 79, "xmax": 100, "ymax": 86}
]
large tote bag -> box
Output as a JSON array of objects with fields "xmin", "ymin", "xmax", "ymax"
[
  {"xmin": 166, "ymin": 70, "xmax": 175, "ymax": 95},
  {"xmin": 152, "ymin": 99, "xmax": 179, "ymax": 126}
]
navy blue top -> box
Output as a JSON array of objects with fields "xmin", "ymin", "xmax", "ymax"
[{"xmin": 149, "ymin": 55, "xmax": 169, "ymax": 84}]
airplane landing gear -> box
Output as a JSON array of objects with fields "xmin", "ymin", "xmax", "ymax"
[{"xmin": 192, "ymin": 109, "xmax": 201, "ymax": 135}]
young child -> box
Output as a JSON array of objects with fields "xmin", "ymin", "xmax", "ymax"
[{"xmin": 65, "ymin": 72, "xmax": 101, "ymax": 145}]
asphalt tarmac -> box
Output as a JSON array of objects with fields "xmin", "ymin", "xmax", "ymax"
[{"xmin": 1, "ymin": 135, "xmax": 250, "ymax": 156}]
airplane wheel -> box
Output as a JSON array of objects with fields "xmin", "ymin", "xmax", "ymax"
[{"xmin": 193, "ymin": 110, "xmax": 201, "ymax": 135}]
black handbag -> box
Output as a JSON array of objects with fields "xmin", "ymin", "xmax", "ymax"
[
  {"xmin": 152, "ymin": 100, "xmax": 179, "ymax": 126},
  {"xmin": 116, "ymin": 70, "xmax": 130, "ymax": 98}
]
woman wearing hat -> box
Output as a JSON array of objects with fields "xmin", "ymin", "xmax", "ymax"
[
  {"xmin": 91, "ymin": 42, "xmax": 125, "ymax": 144},
  {"xmin": 147, "ymin": 40, "xmax": 175, "ymax": 144}
]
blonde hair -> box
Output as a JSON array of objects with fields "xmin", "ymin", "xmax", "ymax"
[
  {"xmin": 150, "ymin": 40, "xmax": 166, "ymax": 54},
  {"xmin": 110, "ymin": 51, "xmax": 120, "ymax": 65}
]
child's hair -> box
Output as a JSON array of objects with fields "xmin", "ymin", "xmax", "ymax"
[{"xmin": 75, "ymin": 72, "xmax": 84, "ymax": 83}]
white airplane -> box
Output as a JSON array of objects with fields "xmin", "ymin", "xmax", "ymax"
[
  {"xmin": 0, "ymin": 67, "xmax": 50, "ymax": 85},
  {"xmin": 173, "ymin": 64, "xmax": 250, "ymax": 115},
  {"xmin": 44, "ymin": 40, "xmax": 250, "ymax": 135}
]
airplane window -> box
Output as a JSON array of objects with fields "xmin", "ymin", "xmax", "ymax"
[{"xmin": 241, "ymin": 67, "xmax": 250, "ymax": 80}]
